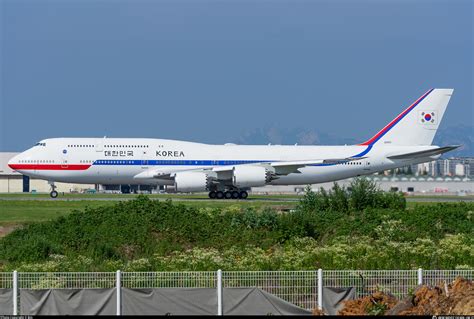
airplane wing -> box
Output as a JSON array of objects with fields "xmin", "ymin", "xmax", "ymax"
[
  {"xmin": 134, "ymin": 156, "xmax": 366, "ymax": 180},
  {"xmin": 250, "ymin": 156, "xmax": 367, "ymax": 175},
  {"xmin": 387, "ymin": 145, "xmax": 460, "ymax": 160}
]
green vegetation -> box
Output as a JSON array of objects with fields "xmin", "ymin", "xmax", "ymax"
[
  {"xmin": 0, "ymin": 179, "xmax": 472, "ymax": 271},
  {"xmin": 0, "ymin": 199, "xmax": 296, "ymax": 226},
  {"xmin": 0, "ymin": 200, "xmax": 116, "ymax": 225}
]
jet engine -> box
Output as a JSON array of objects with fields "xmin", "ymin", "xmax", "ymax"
[
  {"xmin": 232, "ymin": 166, "xmax": 276, "ymax": 188},
  {"xmin": 174, "ymin": 171, "xmax": 213, "ymax": 192}
]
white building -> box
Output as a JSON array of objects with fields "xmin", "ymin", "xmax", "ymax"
[
  {"xmin": 253, "ymin": 176, "xmax": 473, "ymax": 195},
  {"xmin": 455, "ymin": 163, "xmax": 465, "ymax": 176}
]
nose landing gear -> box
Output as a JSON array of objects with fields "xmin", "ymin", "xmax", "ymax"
[{"xmin": 49, "ymin": 182, "xmax": 58, "ymax": 198}]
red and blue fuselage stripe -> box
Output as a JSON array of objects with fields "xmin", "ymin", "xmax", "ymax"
[{"xmin": 359, "ymin": 88, "xmax": 434, "ymax": 146}]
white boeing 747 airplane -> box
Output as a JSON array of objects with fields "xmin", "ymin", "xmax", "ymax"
[{"xmin": 9, "ymin": 88, "xmax": 458, "ymax": 199}]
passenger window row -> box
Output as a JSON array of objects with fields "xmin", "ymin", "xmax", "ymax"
[
  {"xmin": 19, "ymin": 160, "xmax": 54, "ymax": 163},
  {"xmin": 342, "ymin": 162, "xmax": 362, "ymax": 165},
  {"xmin": 67, "ymin": 144, "xmax": 150, "ymax": 148}
]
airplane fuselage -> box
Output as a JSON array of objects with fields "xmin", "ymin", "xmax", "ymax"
[
  {"xmin": 8, "ymin": 137, "xmax": 440, "ymax": 186},
  {"xmin": 7, "ymin": 89, "xmax": 456, "ymax": 198}
]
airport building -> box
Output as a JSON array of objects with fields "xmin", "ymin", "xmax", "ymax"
[
  {"xmin": 1, "ymin": 152, "xmax": 473, "ymax": 195},
  {"xmin": 253, "ymin": 176, "xmax": 473, "ymax": 196}
]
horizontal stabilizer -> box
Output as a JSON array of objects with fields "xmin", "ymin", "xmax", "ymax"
[{"xmin": 387, "ymin": 145, "xmax": 460, "ymax": 160}]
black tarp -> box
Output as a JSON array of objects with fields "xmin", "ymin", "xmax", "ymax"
[
  {"xmin": 322, "ymin": 286, "xmax": 356, "ymax": 315},
  {"xmin": 0, "ymin": 289, "xmax": 13, "ymax": 315},
  {"xmin": 20, "ymin": 288, "xmax": 116, "ymax": 315},
  {"xmin": 19, "ymin": 287, "xmax": 313, "ymax": 315},
  {"xmin": 122, "ymin": 288, "xmax": 217, "ymax": 315},
  {"xmin": 223, "ymin": 288, "xmax": 312, "ymax": 315}
]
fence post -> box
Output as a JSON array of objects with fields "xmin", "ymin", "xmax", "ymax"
[
  {"xmin": 116, "ymin": 270, "xmax": 121, "ymax": 316},
  {"xmin": 317, "ymin": 269, "xmax": 323, "ymax": 310},
  {"xmin": 13, "ymin": 270, "xmax": 18, "ymax": 315},
  {"xmin": 217, "ymin": 269, "xmax": 222, "ymax": 316},
  {"xmin": 417, "ymin": 268, "xmax": 423, "ymax": 286}
]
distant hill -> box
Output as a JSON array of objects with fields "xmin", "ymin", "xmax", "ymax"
[
  {"xmin": 233, "ymin": 127, "xmax": 359, "ymax": 146},
  {"xmin": 232, "ymin": 125, "xmax": 474, "ymax": 157},
  {"xmin": 433, "ymin": 124, "xmax": 474, "ymax": 158}
]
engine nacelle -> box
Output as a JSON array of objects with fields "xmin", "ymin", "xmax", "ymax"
[
  {"xmin": 174, "ymin": 171, "xmax": 212, "ymax": 192},
  {"xmin": 232, "ymin": 166, "xmax": 275, "ymax": 188}
]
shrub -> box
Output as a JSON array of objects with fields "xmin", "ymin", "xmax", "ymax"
[
  {"xmin": 348, "ymin": 178, "xmax": 380, "ymax": 211},
  {"xmin": 0, "ymin": 196, "xmax": 472, "ymax": 271},
  {"xmin": 297, "ymin": 179, "xmax": 406, "ymax": 214}
]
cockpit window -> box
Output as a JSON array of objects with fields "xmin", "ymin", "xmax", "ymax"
[{"xmin": 35, "ymin": 142, "xmax": 46, "ymax": 146}]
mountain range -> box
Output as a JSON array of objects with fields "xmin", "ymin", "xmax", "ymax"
[{"xmin": 231, "ymin": 124, "xmax": 474, "ymax": 157}]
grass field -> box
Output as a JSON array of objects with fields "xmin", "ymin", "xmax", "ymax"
[
  {"xmin": 0, "ymin": 198, "xmax": 297, "ymax": 227},
  {"xmin": 1, "ymin": 194, "xmax": 472, "ymax": 271},
  {"xmin": 1, "ymin": 179, "xmax": 473, "ymax": 271},
  {"xmin": 1, "ymin": 193, "xmax": 472, "ymax": 228}
]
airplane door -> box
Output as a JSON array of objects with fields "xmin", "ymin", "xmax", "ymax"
[
  {"xmin": 95, "ymin": 137, "xmax": 105, "ymax": 152},
  {"xmin": 363, "ymin": 159, "xmax": 371, "ymax": 171},
  {"xmin": 141, "ymin": 149, "xmax": 149, "ymax": 169},
  {"xmin": 94, "ymin": 138, "xmax": 105, "ymax": 176}
]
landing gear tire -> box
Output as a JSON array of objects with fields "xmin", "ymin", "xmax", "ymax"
[
  {"xmin": 50, "ymin": 190, "xmax": 58, "ymax": 198},
  {"xmin": 224, "ymin": 191, "xmax": 232, "ymax": 199},
  {"xmin": 208, "ymin": 191, "xmax": 217, "ymax": 199},
  {"xmin": 231, "ymin": 191, "xmax": 240, "ymax": 199},
  {"xmin": 239, "ymin": 191, "xmax": 248, "ymax": 199},
  {"xmin": 216, "ymin": 191, "xmax": 224, "ymax": 200}
]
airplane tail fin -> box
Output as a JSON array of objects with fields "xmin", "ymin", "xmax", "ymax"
[{"xmin": 359, "ymin": 88, "xmax": 454, "ymax": 146}]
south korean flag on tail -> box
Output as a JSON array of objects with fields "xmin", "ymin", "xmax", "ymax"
[{"xmin": 419, "ymin": 111, "xmax": 436, "ymax": 124}]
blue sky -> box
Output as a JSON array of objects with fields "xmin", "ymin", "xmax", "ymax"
[{"xmin": 1, "ymin": 0, "xmax": 472, "ymax": 151}]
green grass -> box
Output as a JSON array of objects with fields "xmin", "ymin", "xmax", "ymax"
[
  {"xmin": 0, "ymin": 200, "xmax": 116, "ymax": 225},
  {"xmin": 0, "ymin": 186, "xmax": 471, "ymax": 227},
  {"xmin": 1, "ymin": 196, "xmax": 472, "ymax": 271},
  {"xmin": 0, "ymin": 199, "xmax": 296, "ymax": 225},
  {"xmin": 0, "ymin": 194, "xmax": 469, "ymax": 226}
]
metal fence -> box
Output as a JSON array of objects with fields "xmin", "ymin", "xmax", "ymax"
[
  {"xmin": 0, "ymin": 272, "xmax": 12, "ymax": 289},
  {"xmin": 323, "ymin": 270, "xmax": 420, "ymax": 300},
  {"xmin": 0, "ymin": 269, "xmax": 472, "ymax": 315},
  {"xmin": 122, "ymin": 271, "xmax": 217, "ymax": 288},
  {"xmin": 18, "ymin": 272, "xmax": 117, "ymax": 289},
  {"xmin": 223, "ymin": 271, "xmax": 318, "ymax": 310},
  {"xmin": 424, "ymin": 269, "xmax": 474, "ymax": 287}
]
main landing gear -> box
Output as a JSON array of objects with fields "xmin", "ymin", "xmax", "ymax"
[
  {"xmin": 208, "ymin": 190, "xmax": 249, "ymax": 200},
  {"xmin": 49, "ymin": 182, "xmax": 58, "ymax": 198}
]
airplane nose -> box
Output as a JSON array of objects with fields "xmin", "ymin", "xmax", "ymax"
[{"xmin": 8, "ymin": 154, "xmax": 20, "ymax": 170}]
